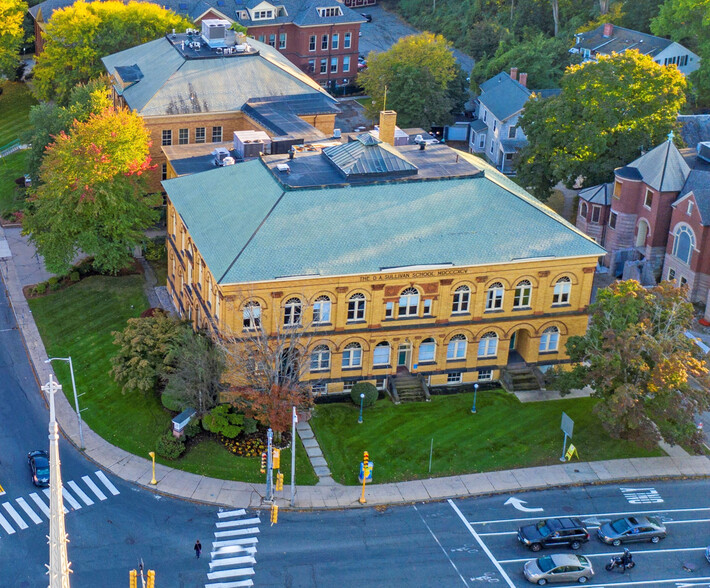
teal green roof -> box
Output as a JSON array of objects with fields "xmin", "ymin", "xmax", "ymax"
[{"xmin": 163, "ymin": 156, "xmax": 605, "ymax": 285}]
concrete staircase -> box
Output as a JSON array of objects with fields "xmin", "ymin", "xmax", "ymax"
[
  {"xmin": 503, "ymin": 365, "xmax": 540, "ymax": 392},
  {"xmin": 393, "ymin": 371, "xmax": 428, "ymax": 402}
]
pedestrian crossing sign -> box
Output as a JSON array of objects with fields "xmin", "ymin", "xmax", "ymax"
[{"xmin": 565, "ymin": 444, "xmax": 579, "ymax": 461}]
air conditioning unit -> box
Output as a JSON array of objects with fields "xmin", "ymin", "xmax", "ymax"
[
  {"xmin": 276, "ymin": 163, "xmax": 290, "ymax": 173},
  {"xmin": 333, "ymin": 129, "xmax": 342, "ymax": 139}
]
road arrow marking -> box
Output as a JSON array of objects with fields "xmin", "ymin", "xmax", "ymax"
[{"xmin": 504, "ymin": 497, "xmax": 543, "ymax": 512}]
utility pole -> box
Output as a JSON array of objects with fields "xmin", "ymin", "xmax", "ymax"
[
  {"xmin": 266, "ymin": 428, "xmax": 274, "ymax": 502},
  {"xmin": 43, "ymin": 374, "xmax": 72, "ymax": 588},
  {"xmin": 290, "ymin": 407, "xmax": 297, "ymax": 507}
]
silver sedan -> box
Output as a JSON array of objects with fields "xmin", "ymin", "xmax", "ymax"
[{"xmin": 523, "ymin": 553, "xmax": 594, "ymax": 585}]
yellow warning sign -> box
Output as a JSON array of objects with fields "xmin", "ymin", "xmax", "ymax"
[{"xmin": 565, "ymin": 444, "xmax": 579, "ymax": 461}]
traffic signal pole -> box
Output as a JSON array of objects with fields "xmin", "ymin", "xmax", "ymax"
[{"xmin": 266, "ymin": 428, "xmax": 274, "ymax": 502}]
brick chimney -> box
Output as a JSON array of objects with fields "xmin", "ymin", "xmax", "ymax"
[
  {"xmin": 518, "ymin": 72, "xmax": 528, "ymax": 87},
  {"xmin": 510, "ymin": 67, "xmax": 518, "ymax": 81},
  {"xmin": 379, "ymin": 110, "xmax": 397, "ymax": 146},
  {"xmin": 602, "ymin": 23, "xmax": 613, "ymax": 38}
]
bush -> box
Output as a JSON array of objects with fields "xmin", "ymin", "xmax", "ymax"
[
  {"xmin": 350, "ymin": 382, "xmax": 378, "ymax": 407},
  {"xmin": 156, "ymin": 432, "xmax": 185, "ymax": 460},
  {"xmin": 49, "ymin": 281, "xmax": 62, "ymax": 291},
  {"xmin": 161, "ymin": 387, "xmax": 186, "ymax": 412},
  {"xmin": 144, "ymin": 238, "xmax": 167, "ymax": 261},
  {"xmin": 69, "ymin": 271, "xmax": 80, "ymax": 282},
  {"xmin": 202, "ymin": 405, "xmax": 244, "ymax": 439},
  {"xmin": 48, "ymin": 276, "xmax": 60, "ymax": 286},
  {"xmin": 34, "ymin": 282, "xmax": 47, "ymax": 295},
  {"xmin": 243, "ymin": 417, "xmax": 258, "ymax": 435},
  {"xmin": 183, "ymin": 417, "xmax": 202, "ymax": 439}
]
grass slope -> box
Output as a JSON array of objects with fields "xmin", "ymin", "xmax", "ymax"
[
  {"xmin": 0, "ymin": 150, "xmax": 28, "ymax": 213},
  {"xmin": 0, "ymin": 81, "xmax": 36, "ymax": 146},
  {"xmin": 311, "ymin": 391, "xmax": 663, "ymax": 485}
]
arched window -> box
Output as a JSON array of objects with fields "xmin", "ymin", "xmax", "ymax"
[
  {"xmin": 539, "ymin": 327, "xmax": 560, "ymax": 352},
  {"xmin": 486, "ymin": 282, "xmax": 504, "ymax": 311},
  {"xmin": 310, "ymin": 345, "xmax": 330, "ymax": 371},
  {"xmin": 342, "ymin": 342, "xmax": 362, "ymax": 368},
  {"xmin": 513, "ymin": 280, "xmax": 532, "ymax": 308},
  {"xmin": 580, "ymin": 202, "xmax": 588, "ymax": 218},
  {"xmin": 283, "ymin": 297, "xmax": 302, "ymax": 326},
  {"xmin": 347, "ymin": 293, "xmax": 366, "ymax": 322},
  {"xmin": 477, "ymin": 332, "xmax": 498, "ymax": 357},
  {"xmin": 447, "ymin": 334, "xmax": 467, "ymax": 360},
  {"xmin": 452, "ymin": 285, "xmax": 470, "ymax": 313},
  {"xmin": 313, "ymin": 295, "xmax": 331, "ymax": 324},
  {"xmin": 672, "ymin": 225, "xmax": 695, "ymax": 265},
  {"xmin": 373, "ymin": 341, "xmax": 390, "ymax": 366},
  {"xmin": 399, "ymin": 287, "xmax": 419, "ymax": 317},
  {"xmin": 552, "ymin": 277, "xmax": 571, "ymax": 305},
  {"xmin": 418, "ymin": 338, "xmax": 436, "ymax": 362},
  {"xmin": 243, "ymin": 301, "xmax": 261, "ymax": 329}
]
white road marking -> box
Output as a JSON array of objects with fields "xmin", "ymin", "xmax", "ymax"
[
  {"xmin": 478, "ymin": 517, "xmax": 708, "ymax": 537},
  {"xmin": 207, "ymin": 568, "xmax": 255, "ymax": 580},
  {"xmin": 470, "ymin": 506, "xmax": 710, "ymax": 526},
  {"xmin": 211, "ymin": 547, "xmax": 257, "ymax": 558},
  {"xmin": 42, "ymin": 489, "xmax": 68, "ymax": 513},
  {"xmin": 504, "ymin": 497, "xmax": 543, "ymax": 512},
  {"xmin": 29, "ymin": 492, "xmax": 50, "ymax": 517},
  {"xmin": 215, "ymin": 517, "xmax": 261, "ymax": 528},
  {"xmin": 620, "ymin": 486, "xmax": 663, "ymax": 504},
  {"xmin": 212, "ymin": 537, "xmax": 259, "ymax": 549},
  {"xmin": 553, "ymin": 576, "xmax": 710, "ymax": 587},
  {"xmin": 95, "ymin": 471, "xmax": 120, "ymax": 495},
  {"xmin": 0, "ymin": 512, "xmax": 16, "ymax": 534},
  {"xmin": 204, "ymin": 580, "xmax": 254, "ymax": 588},
  {"xmin": 448, "ymin": 499, "xmax": 515, "ymax": 588},
  {"xmin": 15, "ymin": 498, "xmax": 42, "ymax": 525},
  {"xmin": 498, "ymin": 546, "xmax": 708, "ymax": 564},
  {"xmin": 665, "ymin": 518, "xmax": 710, "ymax": 525},
  {"xmin": 62, "ymin": 488, "xmax": 82, "ymax": 510},
  {"xmin": 209, "ymin": 555, "xmax": 256, "ymax": 569},
  {"xmin": 2, "ymin": 503, "xmax": 28, "ymax": 530},
  {"xmin": 82, "ymin": 475, "xmax": 107, "ymax": 501},
  {"xmin": 413, "ymin": 504, "xmax": 469, "ymax": 587},
  {"xmin": 217, "ymin": 509, "xmax": 246, "ymax": 519},
  {"xmin": 68, "ymin": 480, "xmax": 94, "ymax": 506},
  {"xmin": 214, "ymin": 527, "xmax": 260, "ymax": 538}
]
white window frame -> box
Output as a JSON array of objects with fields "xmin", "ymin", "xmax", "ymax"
[
  {"xmin": 644, "ymin": 188, "xmax": 653, "ymax": 209},
  {"xmin": 195, "ymin": 127, "xmax": 206, "ymax": 143},
  {"xmin": 321, "ymin": 34, "xmax": 328, "ymax": 50},
  {"xmin": 452, "ymin": 285, "xmax": 470, "ymax": 313},
  {"xmin": 384, "ymin": 301, "xmax": 394, "ymax": 318},
  {"xmin": 311, "ymin": 382, "xmax": 327, "ymax": 395},
  {"xmin": 283, "ymin": 297, "xmax": 302, "ymax": 326},
  {"xmin": 552, "ymin": 277, "xmax": 571, "ymax": 305},
  {"xmin": 477, "ymin": 368, "xmax": 492, "ymax": 381},
  {"xmin": 687, "ymin": 201, "xmax": 694, "ymax": 216},
  {"xmin": 343, "ymin": 55, "xmax": 350, "ymax": 72},
  {"xmin": 513, "ymin": 280, "xmax": 532, "ymax": 308},
  {"xmin": 672, "ymin": 224, "xmax": 695, "ymax": 265},
  {"xmin": 539, "ymin": 327, "xmax": 560, "ymax": 352},
  {"xmin": 279, "ymin": 32, "xmax": 287, "ymax": 49},
  {"xmin": 485, "ymin": 282, "xmax": 504, "ymax": 311},
  {"xmin": 342, "ymin": 343, "xmax": 362, "ymax": 368},
  {"xmin": 310, "ymin": 345, "xmax": 331, "ymax": 371},
  {"xmin": 447, "ymin": 334, "xmax": 467, "ymax": 360},
  {"xmin": 398, "ymin": 287, "xmax": 419, "ymax": 317},
  {"xmin": 313, "ymin": 295, "xmax": 331, "ymax": 324},
  {"xmin": 344, "ymin": 32, "xmax": 351, "ymax": 48},
  {"xmin": 418, "ymin": 338, "xmax": 436, "ymax": 363},
  {"xmin": 343, "ymin": 381, "xmax": 355, "ymax": 392},
  {"xmin": 477, "ymin": 332, "xmax": 498, "ymax": 358},
  {"xmin": 330, "ymin": 56, "xmax": 338, "ymax": 73},
  {"xmin": 373, "ymin": 342, "xmax": 390, "ymax": 366},
  {"xmin": 309, "ymin": 35, "xmax": 316, "ymax": 51},
  {"xmin": 331, "ymin": 33, "xmax": 339, "ymax": 49},
  {"xmin": 447, "ymin": 372, "xmax": 462, "ymax": 384},
  {"xmin": 347, "ymin": 293, "xmax": 366, "ymax": 321}
]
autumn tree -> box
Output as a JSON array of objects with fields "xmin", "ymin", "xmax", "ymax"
[
  {"xmin": 554, "ymin": 280, "xmax": 710, "ymax": 448},
  {"xmin": 33, "ymin": 0, "xmax": 190, "ymax": 104},
  {"xmin": 22, "ymin": 106, "xmax": 159, "ymax": 274},
  {"xmin": 517, "ymin": 51, "xmax": 686, "ymax": 201},
  {"xmin": 0, "ymin": 0, "xmax": 27, "ymax": 78},
  {"xmin": 359, "ymin": 33, "xmax": 461, "ymax": 128}
]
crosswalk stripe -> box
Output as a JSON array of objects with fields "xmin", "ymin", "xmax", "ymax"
[
  {"xmin": 205, "ymin": 580, "xmax": 254, "ymax": 588},
  {"xmin": 207, "ymin": 568, "xmax": 254, "ymax": 580},
  {"xmin": 42, "ymin": 489, "xmax": 69, "ymax": 513},
  {"xmin": 82, "ymin": 476, "xmax": 107, "ymax": 501},
  {"xmin": 0, "ymin": 511, "xmax": 16, "ymax": 534},
  {"xmin": 62, "ymin": 488, "xmax": 82, "ymax": 510},
  {"xmin": 211, "ymin": 546, "xmax": 257, "ymax": 558},
  {"xmin": 68, "ymin": 481, "xmax": 94, "ymax": 506},
  {"xmin": 209, "ymin": 556, "xmax": 256, "ymax": 569},
  {"xmin": 214, "ymin": 527, "xmax": 260, "ymax": 538},
  {"xmin": 217, "ymin": 509, "xmax": 246, "ymax": 519},
  {"xmin": 2, "ymin": 503, "xmax": 28, "ymax": 530},
  {"xmin": 16, "ymin": 498, "xmax": 42, "ymax": 525},
  {"xmin": 212, "ymin": 537, "xmax": 259, "ymax": 549},
  {"xmin": 215, "ymin": 517, "xmax": 260, "ymax": 529},
  {"xmin": 94, "ymin": 471, "xmax": 120, "ymax": 496},
  {"xmin": 29, "ymin": 493, "xmax": 50, "ymax": 518}
]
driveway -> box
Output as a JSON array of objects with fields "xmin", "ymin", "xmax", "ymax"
[{"xmin": 357, "ymin": 4, "xmax": 475, "ymax": 75}]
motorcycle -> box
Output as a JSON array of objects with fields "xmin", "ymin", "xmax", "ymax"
[{"xmin": 606, "ymin": 554, "xmax": 635, "ymax": 572}]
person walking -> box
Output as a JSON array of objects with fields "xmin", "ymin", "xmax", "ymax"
[{"xmin": 194, "ymin": 539, "xmax": 202, "ymax": 559}]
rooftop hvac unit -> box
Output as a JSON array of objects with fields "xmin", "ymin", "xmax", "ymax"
[
  {"xmin": 333, "ymin": 128, "xmax": 342, "ymax": 139},
  {"xmin": 698, "ymin": 142, "xmax": 710, "ymax": 163},
  {"xmin": 276, "ymin": 163, "xmax": 290, "ymax": 173}
]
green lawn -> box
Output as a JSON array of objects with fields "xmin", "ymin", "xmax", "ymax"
[
  {"xmin": 148, "ymin": 258, "xmax": 167, "ymax": 287},
  {"xmin": 28, "ymin": 274, "xmax": 318, "ymax": 484},
  {"xmin": 0, "ymin": 150, "xmax": 28, "ymax": 214},
  {"xmin": 0, "ymin": 81, "xmax": 36, "ymax": 146},
  {"xmin": 311, "ymin": 391, "xmax": 664, "ymax": 485}
]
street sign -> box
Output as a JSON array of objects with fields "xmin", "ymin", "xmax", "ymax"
[
  {"xmin": 564, "ymin": 444, "xmax": 579, "ymax": 461},
  {"xmin": 358, "ymin": 462, "xmax": 374, "ymax": 483},
  {"xmin": 561, "ymin": 412, "xmax": 574, "ymax": 438}
]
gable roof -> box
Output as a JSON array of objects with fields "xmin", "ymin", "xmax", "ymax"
[
  {"xmin": 163, "ymin": 152, "xmax": 605, "ymax": 285},
  {"xmin": 234, "ymin": 0, "xmax": 365, "ymax": 27},
  {"xmin": 322, "ymin": 134, "xmax": 418, "ymax": 178},
  {"xmin": 574, "ymin": 24, "xmax": 673, "ymax": 58},
  {"xmin": 478, "ymin": 72, "xmax": 531, "ymax": 122},
  {"xmin": 101, "ymin": 36, "xmax": 335, "ymax": 116},
  {"xmin": 616, "ymin": 139, "xmax": 691, "ymax": 193}
]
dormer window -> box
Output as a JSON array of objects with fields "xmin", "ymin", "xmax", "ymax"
[{"xmin": 318, "ymin": 6, "xmax": 342, "ymax": 17}]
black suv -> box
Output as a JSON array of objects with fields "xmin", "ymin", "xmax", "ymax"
[{"xmin": 517, "ymin": 518, "xmax": 590, "ymax": 552}]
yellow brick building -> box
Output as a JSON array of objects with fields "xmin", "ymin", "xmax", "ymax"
[{"xmin": 162, "ymin": 128, "xmax": 605, "ymax": 396}]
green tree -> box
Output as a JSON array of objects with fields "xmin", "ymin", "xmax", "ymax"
[
  {"xmin": 202, "ymin": 405, "xmax": 244, "ymax": 439},
  {"xmin": 359, "ymin": 33, "xmax": 459, "ymax": 128},
  {"xmin": 554, "ymin": 280, "xmax": 710, "ymax": 448},
  {"xmin": 23, "ymin": 106, "xmax": 159, "ymax": 274},
  {"xmin": 33, "ymin": 0, "xmax": 190, "ymax": 104},
  {"xmin": 111, "ymin": 311, "xmax": 189, "ymax": 394},
  {"xmin": 621, "ymin": 0, "xmax": 664, "ymax": 33},
  {"xmin": 517, "ymin": 51, "xmax": 686, "ymax": 200},
  {"xmin": 652, "ymin": 0, "xmax": 710, "ymax": 106},
  {"xmin": 0, "ymin": 0, "xmax": 27, "ymax": 77}
]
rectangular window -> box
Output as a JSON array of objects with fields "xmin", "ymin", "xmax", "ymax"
[
  {"xmin": 680, "ymin": 55, "xmax": 689, "ymax": 67},
  {"xmin": 508, "ymin": 125, "xmax": 516, "ymax": 139},
  {"xmin": 320, "ymin": 59, "xmax": 327, "ymax": 74},
  {"xmin": 162, "ymin": 130, "xmax": 172, "ymax": 146},
  {"xmin": 687, "ymin": 201, "xmax": 694, "ymax": 215},
  {"xmin": 344, "ymin": 32, "xmax": 351, "ymax": 48},
  {"xmin": 309, "ymin": 35, "xmax": 316, "ymax": 51},
  {"xmin": 258, "ymin": 35, "xmax": 265, "ymax": 43},
  {"xmin": 343, "ymin": 55, "xmax": 350, "ymax": 72},
  {"xmin": 376, "ymin": 378, "xmax": 386, "ymax": 391},
  {"xmin": 330, "ymin": 57, "xmax": 338, "ymax": 73},
  {"xmin": 343, "ymin": 381, "xmax": 355, "ymax": 392},
  {"xmin": 332, "ymin": 33, "xmax": 339, "ymax": 50},
  {"xmin": 321, "ymin": 34, "xmax": 328, "ymax": 50},
  {"xmin": 279, "ymin": 33, "xmax": 286, "ymax": 49},
  {"xmin": 178, "ymin": 128, "xmax": 188, "ymax": 145},
  {"xmin": 212, "ymin": 126, "xmax": 222, "ymax": 142},
  {"xmin": 613, "ymin": 180, "xmax": 622, "ymax": 198},
  {"xmin": 318, "ymin": 6, "xmax": 342, "ymax": 16},
  {"xmin": 423, "ymin": 299, "xmax": 432, "ymax": 315},
  {"xmin": 667, "ymin": 268, "xmax": 676, "ymax": 281},
  {"xmin": 644, "ymin": 189, "xmax": 653, "ymax": 209},
  {"xmin": 161, "ymin": 163, "xmax": 167, "ymax": 180},
  {"xmin": 268, "ymin": 34, "xmax": 276, "ymax": 47},
  {"xmin": 311, "ymin": 383, "xmax": 327, "ymax": 396},
  {"xmin": 609, "ymin": 211, "xmax": 618, "ymax": 229},
  {"xmin": 477, "ymin": 369, "xmax": 492, "ymax": 381},
  {"xmin": 195, "ymin": 127, "xmax": 206, "ymax": 143},
  {"xmin": 308, "ymin": 59, "xmax": 316, "ymax": 73},
  {"xmin": 447, "ymin": 372, "xmax": 462, "ymax": 384},
  {"xmin": 489, "ymin": 140, "xmax": 494, "ymax": 154},
  {"xmin": 385, "ymin": 301, "xmax": 394, "ymax": 318},
  {"xmin": 680, "ymin": 276, "xmax": 688, "ymax": 286},
  {"xmin": 493, "ymin": 120, "xmax": 497, "ymax": 132},
  {"xmin": 591, "ymin": 206, "xmax": 601, "ymax": 223},
  {"xmin": 478, "ymin": 134, "xmax": 485, "ymax": 148},
  {"xmin": 482, "ymin": 109, "xmax": 487, "ymax": 122}
]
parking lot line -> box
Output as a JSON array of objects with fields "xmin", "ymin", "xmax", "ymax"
[
  {"xmin": 554, "ymin": 575, "xmax": 710, "ymax": 587},
  {"xmin": 448, "ymin": 499, "xmax": 516, "ymax": 588},
  {"xmin": 498, "ymin": 546, "xmax": 708, "ymax": 564},
  {"xmin": 478, "ymin": 517, "xmax": 709, "ymax": 537}
]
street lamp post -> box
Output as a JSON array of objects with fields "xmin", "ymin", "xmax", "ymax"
[
  {"xmin": 148, "ymin": 451, "xmax": 157, "ymax": 485},
  {"xmin": 45, "ymin": 356, "xmax": 84, "ymax": 450},
  {"xmin": 358, "ymin": 393, "xmax": 365, "ymax": 424},
  {"xmin": 471, "ymin": 383, "xmax": 479, "ymax": 414}
]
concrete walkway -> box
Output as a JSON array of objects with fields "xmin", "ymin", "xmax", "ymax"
[{"xmin": 0, "ymin": 225, "xmax": 708, "ymax": 511}]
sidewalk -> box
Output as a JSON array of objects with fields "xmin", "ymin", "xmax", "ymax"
[{"xmin": 1, "ymin": 226, "xmax": 709, "ymax": 511}]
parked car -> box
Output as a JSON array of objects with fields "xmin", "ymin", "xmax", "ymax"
[
  {"xmin": 28, "ymin": 450, "xmax": 49, "ymax": 487},
  {"xmin": 597, "ymin": 516, "xmax": 666, "ymax": 546},
  {"xmin": 523, "ymin": 554, "xmax": 594, "ymax": 585},
  {"xmin": 361, "ymin": 13, "xmax": 372, "ymax": 22},
  {"xmin": 518, "ymin": 518, "xmax": 590, "ymax": 552}
]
